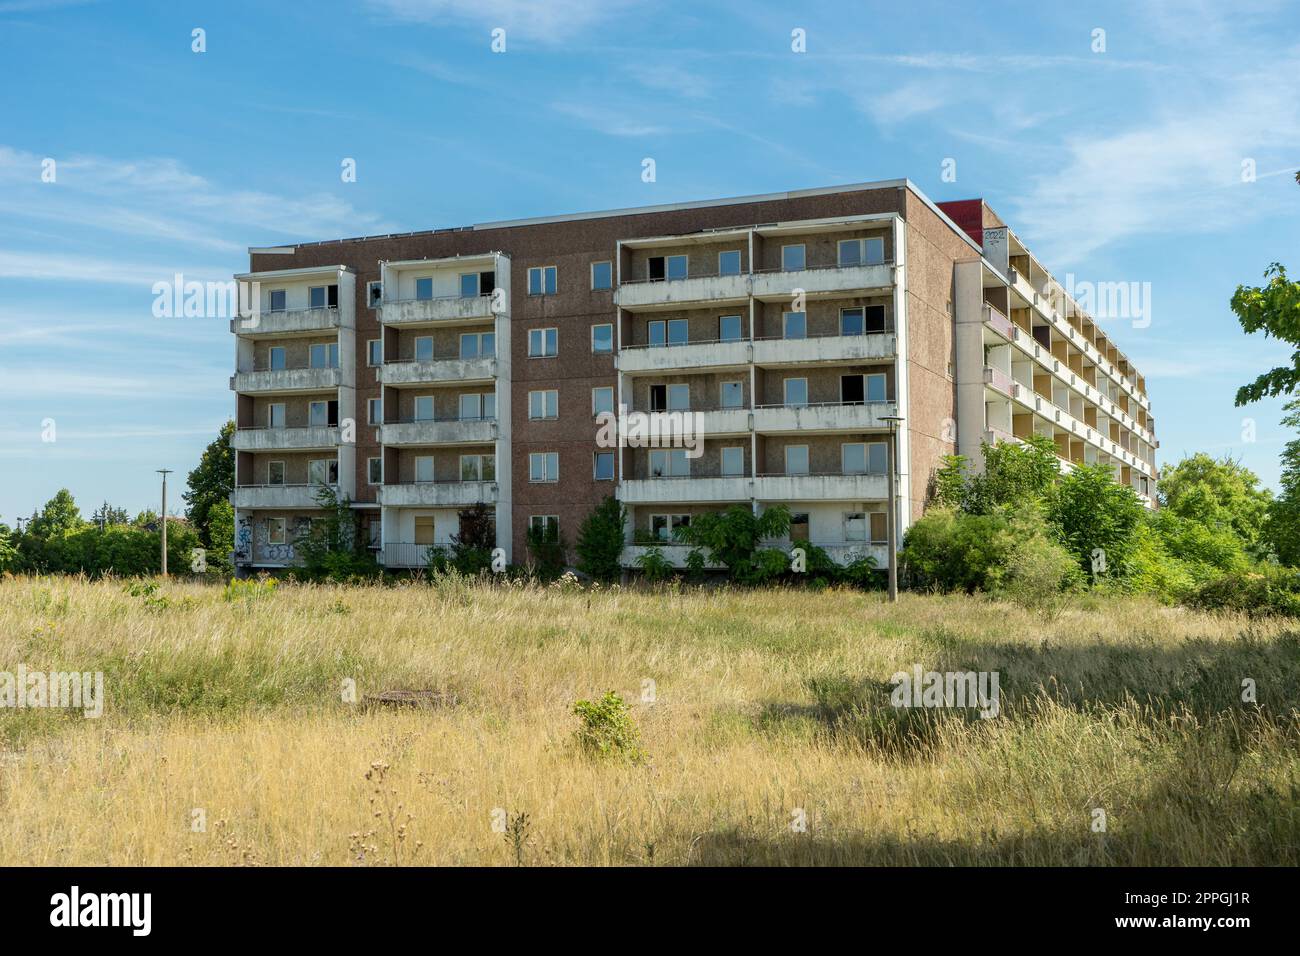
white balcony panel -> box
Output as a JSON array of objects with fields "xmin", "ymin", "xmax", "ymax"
[
  {"xmin": 752, "ymin": 474, "xmax": 888, "ymax": 501},
  {"xmin": 619, "ymin": 477, "xmax": 751, "ymax": 504},
  {"xmin": 233, "ymin": 485, "xmax": 329, "ymax": 509},
  {"xmin": 618, "ymin": 340, "xmax": 751, "ymax": 373},
  {"xmin": 231, "ymin": 426, "xmax": 340, "ymax": 452},
  {"xmin": 231, "ymin": 367, "xmax": 341, "ymax": 394},
  {"xmin": 380, "ymin": 357, "xmax": 497, "ymax": 386},
  {"xmin": 614, "ymin": 274, "xmax": 749, "ymax": 309},
  {"xmin": 379, "ymin": 419, "xmax": 496, "ymax": 446},
  {"xmin": 378, "ymin": 482, "xmax": 498, "ymax": 508},
  {"xmin": 750, "ymin": 263, "xmax": 893, "ymax": 299},
  {"xmin": 751, "ymin": 333, "xmax": 896, "ymax": 366},
  {"xmin": 379, "ymin": 296, "xmax": 495, "ymax": 326},
  {"xmin": 753, "ymin": 402, "xmax": 897, "ymax": 434},
  {"xmin": 620, "ymin": 544, "xmax": 725, "ymax": 569},
  {"xmin": 230, "ymin": 306, "xmax": 343, "ymax": 338}
]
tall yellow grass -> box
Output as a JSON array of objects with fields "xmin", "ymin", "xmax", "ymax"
[{"xmin": 0, "ymin": 576, "xmax": 1296, "ymax": 865}]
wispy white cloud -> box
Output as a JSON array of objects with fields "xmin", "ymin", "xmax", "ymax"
[
  {"xmin": 550, "ymin": 101, "xmax": 668, "ymax": 137},
  {"xmin": 365, "ymin": 0, "xmax": 643, "ymax": 43}
]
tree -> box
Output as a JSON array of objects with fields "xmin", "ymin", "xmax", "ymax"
[
  {"xmin": 450, "ymin": 503, "xmax": 496, "ymax": 575},
  {"xmin": 1047, "ymin": 463, "xmax": 1146, "ymax": 577},
  {"xmin": 28, "ymin": 489, "xmax": 83, "ymax": 539},
  {"xmin": 674, "ymin": 504, "xmax": 790, "ymax": 584},
  {"xmin": 1263, "ymin": 399, "xmax": 1300, "ymax": 567},
  {"xmin": 575, "ymin": 496, "xmax": 626, "ymax": 583},
  {"xmin": 1231, "ymin": 263, "xmax": 1300, "ymax": 405},
  {"xmin": 206, "ymin": 499, "xmax": 235, "ymax": 576},
  {"xmin": 184, "ymin": 420, "xmax": 235, "ymax": 549},
  {"xmin": 294, "ymin": 485, "xmax": 377, "ymax": 581},
  {"xmin": 90, "ymin": 501, "xmax": 130, "ymax": 528},
  {"xmin": 525, "ymin": 519, "xmax": 567, "ymax": 580},
  {"xmin": 933, "ymin": 434, "xmax": 1059, "ymax": 514},
  {"xmin": 1157, "ymin": 453, "xmax": 1272, "ymax": 549}
]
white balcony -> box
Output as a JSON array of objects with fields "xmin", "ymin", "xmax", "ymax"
[
  {"xmin": 751, "ymin": 262, "xmax": 893, "ymax": 299},
  {"xmin": 619, "ymin": 476, "xmax": 751, "ymax": 504},
  {"xmin": 753, "ymin": 473, "xmax": 888, "ymax": 501},
  {"xmin": 379, "ymin": 418, "xmax": 497, "ymax": 446},
  {"xmin": 230, "ymin": 306, "xmax": 344, "ymax": 338},
  {"xmin": 231, "ymin": 367, "xmax": 340, "ymax": 395},
  {"xmin": 751, "ymin": 333, "xmax": 895, "ymax": 366},
  {"xmin": 614, "ymin": 274, "xmax": 749, "ymax": 309},
  {"xmin": 753, "ymin": 401, "xmax": 897, "ymax": 434},
  {"xmin": 233, "ymin": 484, "xmax": 330, "ymax": 510},
  {"xmin": 620, "ymin": 544, "xmax": 725, "ymax": 569},
  {"xmin": 231, "ymin": 426, "xmax": 340, "ymax": 452},
  {"xmin": 380, "ymin": 357, "xmax": 497, "ymax": 386},
  {"xmin": 817, "ymin": 543, "xmax": 888, "ymax": 567},
  {"xmin": 618, "ymin": 339, "xmax": 751, "ymax": 373},
  {"xmin": 378, "ymin": 481, "xmax": 498, "ymax": 508},
  {"xmin": 379, "ymin": 295, "xmax": 495, "ymax": 327}
]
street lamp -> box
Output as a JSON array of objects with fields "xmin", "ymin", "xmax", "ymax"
[
  {"xmin": 156, "ymin": 469, "xmax": 172, "ymax": 577},
  {"xmin": 881, "ymin": 415, "xmax": 904, "ymax": 603}
]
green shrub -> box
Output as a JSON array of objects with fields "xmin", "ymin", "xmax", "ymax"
[
  {"xmin": 525, "ymin": 521, "xmax": 566, "ymax": 581},
  {"xmin": 635, "ymin": 546, "xmax": 673, "ymax": 583},
  {"xmin": 1183, "ymin": 566, "xmax": 1300, "ymax": 617},
  {"xmin": 997, "ymin": 530, "xmax": 1083, "ymax": 617},
  {"xmin": 575, "ymin": 496, "xmax": 626, "ymax": 583},
  {"xmin": 572, "ymin": 691, "xmax": 644, "ymax": 762}
]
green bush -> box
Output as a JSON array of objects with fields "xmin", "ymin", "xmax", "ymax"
[
  {"xmin": 1184, "ymin": 566, "xmax": 1300, "ymax": 617},
  {"xmin": 998, "ymin": 530, "xmax": 1083, "ymax": 616},
  {"xmin": 572, "ymin": 691, "xmax": 645, "ymax": 762},
  {"xmin": 635, "ymin": 546, "xmax": 673, "ymax": 583},
  {"xmin": 575, "ymin": 496, "xmax": 626, "ymax": 583}
]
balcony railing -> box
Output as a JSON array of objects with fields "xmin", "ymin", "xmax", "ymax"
[
  {"xmin": 231, "ymin": 425, "xmax": 340, "ymax": 451},
  {"xmin": 381, "ymin": 541, "xmax": 454, "ymax": 568}
]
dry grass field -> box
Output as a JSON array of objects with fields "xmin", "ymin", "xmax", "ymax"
[{"xmin": 1, "ymin": 575, "xmax": 1297, "ymax": 866}]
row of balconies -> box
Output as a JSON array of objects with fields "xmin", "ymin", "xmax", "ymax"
[
  {"xmin": 614, "ymin": 262, "xmax": 894, "ymax": 310},
  {"xmin": 617, "ymin": 331, "xmax": 896, "ymax": 373},
  {"xmin": 233, "ymin": 479, "xmax": 498, "ymax": 511}
]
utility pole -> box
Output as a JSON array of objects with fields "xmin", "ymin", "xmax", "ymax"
[
  {"xmin": 882, "ymin": 415, "xmax": 904, "ymax": 602},
  {"xmin": 156, "ymin": 469, "xmax": 172, "ymax": 577}
]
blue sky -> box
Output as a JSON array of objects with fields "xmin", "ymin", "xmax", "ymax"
[{"xmin": 1, "ymin": 0, "xmax": 1297, "ymax": 523}]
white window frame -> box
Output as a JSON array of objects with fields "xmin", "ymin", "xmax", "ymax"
[
  {"xmin": 649, "ymin": 448, "xmax": 690, "ymax": 478},
  {"xmin": 783, "ymin": 311, "xmax": 807, "ymax": 340},
  {"xmin": 414, "ymin": 456, "xmax": 435, "ymax": 483},
  {"xmin": 868, "ymin": 441, "xmax": 889, "ymax": 475},
  {"xmin": 413, "ymin": 335, "xmax": 434, "ymax": 362},
  {"xmin": 268, "ymin": 345, "xmax": 286, "ymax": 370},
  {"xmin": 718, "ymin": 249, "xmax": 742, "ymax": 276},
  {"xmin": 268, "ymin": 403, "xmax": 286, "ymax": 429},
  {"xmin": 866, "ymin": 372, "xmax": 888, "ymax": 403},
  {"xmin": 719, "ymin": 380, "xmax": 744, "ymax": 409},
  {"xmin": 591, "ymin": 323, "xmax": 614, "ymax": 353},
  {"xmin": 841, "ymin": 442, "xmax": 868, "ymax": 475},
  {"xmin": 590, "ymin": 261, "xmax": 613, "ymax": 290},
  {"xmin": 591, "ymin": 386, "xmax": 614, "ymax": 418},
  {"xmin": 718, "ymin": 314, "xmax": 743, "ymax": 342},
  {"xmin": 784, "ymin": 377, "xmax": 808, "ymax": 407},
  {"xmin": 367, "ymin": 339, "xmax": 383, "ymax": 366},
  {"xmin": 529, "ymin": 515, "xmax": 559, "ymax": 536},
  {"xmin": 527, "ymin": 265, "xmax": 557, "ymax": 296},
  {"xmin": 720, "ymin": 445, "xmax": 745, "ymax": 477},
  {"xmin": 528, "ymin": 327, "xmax": 558, "ymax": 357},
  {"xmin": 367, "ymin": 457, "xmax": 383, "ymax": 485},
  {"xmin": 528, "ymin": 389, "xmax": 559, "ymax": 420},
  {"xmin": 785, "ymin": 444, "xmax": 810, "ymax": 476},
  {"xmin": 267, "ymin": 517, "xmax": 286, "ymax": 545},
  {"xmin": 781, "ymin": 244, "xmax": 806, "ymax": 271},
  {"xmin": 267, "ymin": 460, "xmax": 285, "ymax": 485},
  {"xmin": 268, "ymin": 289, "xmax": 287, "ymax": 313},
  {"xmin": 368, "ymin": 398, "xmax": 383, "ymax": 425},
  {"xmin": 529, "ymin": 452, "xmax": 560, "ymax": 483},
  {"xmin": 844, "ymin": 511, "xmax": 868, "ymax": 543},
  {"xmin": 308, "ymin": 400, "xmax": 329, "ymax": 427},
  {"xmin": 367, "ymin": 280, "xmax": 382, "ymax": 309},
  {"xmin": 593, "ymin": 450, "xmax": 615, "ymax": 481},
  {"xmin": 650, "ymin": 513, "xmax": 691, "ymax": 541}
]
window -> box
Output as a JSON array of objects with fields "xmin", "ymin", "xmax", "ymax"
[
  {"xmin": 866, "ymin": 373, "xmax": 888, "ymax": 403},
  {"xmin": 309, "ymin": 401, "xmax": 329, "ymax": 427},
  {"xmin": 269, "ymin": 290, "xmax": 286, "ymax": 312},
  {"xmin": 720, "ymin": 381, "xmax": 744, "ymax": 408},
  {"xmin": 268, "ymin": 346, "xmax": 286, "ymax": 371},
  {"xmin": 461, "ymin": 454, "xmax": 494, "ymax": 481},
  {"xmin": 783, "ymin": 311, "xmax": 807, "ymax": 339},
  {"xmin": 309, "ymin": 343, "xmax": 338, "ymax": 368},
  {"xmin": 527, "ymin": 266, "xmax": 557, "ymax": 296},
  {"xmin": 415, "ymin": 277, "xmax": 433, "ymax": 301},
  {"xmin": 591, "ymin": 387, "xmax": 614, "ymax": 417},
  {"xmin": 367, "ymin": 520, "xmax": 382, "ymax": 549},
  {"xmin": 838, "ymin": 237, "xmax": 885, "ymax": 267},
  {"xmin": 718, "ymin": 250, "xmax": 742, "ymax": 276},
  {"xmin": 528, "ymin": 327, "xmax": 558, "ymax": 357},
  {"xmin": 308, "ymin": 458, "xmax": 339, "ymax": 485},
  {"xmin": 415, "ymin": 456, "xmax": 435, "ymax": 483},
  {"xmin": 721, "ymin": 446, "xmax": 745, "ymax": 476},
  {"xmin": 841, "ymin": 374, "xmax": 865, "ymax": 405},
  {"xmin": 864, "ymin": 305, "xmax": 887, "ymax": 333},
  {"xmin": 460, "ymin": 392, "xmax": 495, "ymax": 421},
  {"xmin": 781, "ymin": 244, "xmax": 806, "ymax": 271},
  {"xmin": 594, "ymin": 451, "xmax": 615, "ymax": 481},
  {"xmin": 718, "ymin": 314, "xmax": 743, "ymax": 342},
  {"xmin": 267, "ymin": 517, "xmax": 286, "ymax": 545},
  {"xmin": 459, "ymin": 273, "xmax": 480, "ymax": 298},
  {"xmin": 368, "ymin": 398, "xmax": 383, "ymax": 425},
  {"xmin": 413, "ymin": 336, "xmax": 434, "ymax": 362},
  {"xmin": 870, "ymin": 512, "xmax": 888, "ymax": 544},
  {"xmin": 667, "ymin": 255, "xmax": 688, "ymax": 280},
  {"xmin": 845, "ymin": 512, "xmax": 867, "ymax": 542},
  {"xmin": 530, "ymin": 452, "xmax": 560, "ymax": 482},
  {"xmin": 790, "ymin": 512, "xmax": 810, "ymax": 541},
  {"xmin": 367, "ymin": 339, "xmax": 383, "ymax": 366},
  {"xmin": 529, "ymin": 515, "xmax": 559, "ymax": 537},
  {"xmin": 591, "ymin": 261, "xmax": 612, "ymax": 290},
  {"xmin": 367, "ymin": 280, "xmax": 382, "ymax": 309},
  {"xmin": 460, "ymin": 332, "xmax": 494, "ymax": 359},
  {"xmin": 367, "ymin": 457, "xmax": 383, "ymax": 485},
  {"xmin": 268, "ymin": 461, "xmax": 285, "ymax": 485},
  {"xmin": 840, "ymin": 308, "xmax": 865, "ymax": 336},
  {"xmin": 868, "ymin": 441, "xmax": 888, "ymax": 474},
  {"xmin": 647, "ymin": 255, "xmax": 688, "ymax": 281},
  {"xmin": 647, "ymin": 318, "xmax": 688, "ymax": 347},
  {"xmin": 414, "ymin": 516, "xmax": 436, "ymax": 546},
  {"xmin": 648, "ymin": 383, "xmax": 690, "ymax": 411},
  {"xmin": 413, "ymin": 395, "xmax": 435, "ymax": 422},
  {"xmin": 649, "ymin": 448, "xmax": 690, "ymax": 477},
  {"xmin": 785, "ymin": 444, "xmax": 809, "ymax": 475},
  {"xmin": 528, "ymin": 389, "xmax": 558, "ymax": 420},
  {"xmin": 842, "ymin": 442, "xmax": 867, "ymax": 475},
  {"xmin": 268, "ymin": 403, "xmax": 285, "ymax": 428},
  {"xmin": 591, "ymin": 324, "xmax": 614, "ymax": 353},
  {"xmin": 650, "ymin": 513, "xmax": 691, "ymax": 541},
  {"xmin": 784, "ymin": 377, "xmax": 808, "ymax": 407},
  {"xmin": 308, "ymin": 284, "xmax": 338, "ymax": 309}
]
